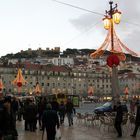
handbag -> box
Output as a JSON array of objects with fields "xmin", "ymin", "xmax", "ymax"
[{"xmin": 55, "ymin": 128, "xmax": 61, "ymax": 140}]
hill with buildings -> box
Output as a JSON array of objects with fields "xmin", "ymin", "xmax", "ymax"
[
  {"xmin": 0, "ymin": 47, "xmax": 140, "ymax": 62},
  {"xmin": 0, "ymin": 47, "xmax": 140, "ymax": 98}
]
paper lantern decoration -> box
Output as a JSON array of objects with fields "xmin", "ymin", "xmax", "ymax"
[
  {"xmin": 17, "ymin": 82, "xmax": 22, "ymax": 87},
  {"xmin": 107, "ymin": 54, "xmax": 120, "ymax": 67}
]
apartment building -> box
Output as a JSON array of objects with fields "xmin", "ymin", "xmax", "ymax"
[{"xmin": 0, "ymin": 60, "xmax": 140, "ymax": 98}]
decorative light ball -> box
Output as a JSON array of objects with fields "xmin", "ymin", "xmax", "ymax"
[
  {"xmin": 107, "ymin": 54, "xmax": 120, "ymax": 67},
  {"xmin": 17, "ymin": 82, "xmax": 22, "ymax": 87}
]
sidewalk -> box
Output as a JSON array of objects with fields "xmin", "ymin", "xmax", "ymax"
[{"xmin": 17, "ymin": 119, "xmax": 139, "ymax": 140}]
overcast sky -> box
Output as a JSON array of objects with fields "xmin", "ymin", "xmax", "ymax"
[{"xmin": 0, "ymin": 0, "xmax": 140, "ymax": 57}]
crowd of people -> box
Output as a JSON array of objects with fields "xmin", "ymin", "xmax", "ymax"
[
  {"xmin": 0, "ymin": 95, "xmax": 140, "ymax": 140},
  {"xmin": 0, "ymin": 95, "xmax": 76, "ymax": 140}
]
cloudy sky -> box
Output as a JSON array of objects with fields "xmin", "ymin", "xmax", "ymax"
[{"xmin": 0, "ymin": 0, "xmax": 140, "ymax": 57}]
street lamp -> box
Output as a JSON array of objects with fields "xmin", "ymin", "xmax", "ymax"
[
  {"xmin": 103, "ymin": 2, "xmax": 121, "ymax": 30},
  {"xmin": 103, "ymin": 1, "xmax": 121, "ymax": 52},
  {"xmin": 103, "ymin": 1, "xmax": 121, "ymax": 105}
]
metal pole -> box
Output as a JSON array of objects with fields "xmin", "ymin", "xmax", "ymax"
[
  {"xmin": 109, "ymin": 1, "xmax": 114, "ymax": 51},
  {"xmin": 109, "ymin": 1, "xmax": 120, "ymax": 105}
]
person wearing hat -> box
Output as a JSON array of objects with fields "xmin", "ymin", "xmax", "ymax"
[{"xmin": 42, "ymin": 103, "xmax": 60, "ymax": 140}]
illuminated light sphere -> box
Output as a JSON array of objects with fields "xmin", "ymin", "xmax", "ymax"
[
  {"xmin": 17, "ymin": 82, "xmax": 22, "ymax": 87},
  {"xmin": 107, "ymin": 54, "xmax": 120, "ymax": 67},
  {"xmin": 103, "ymin": 16, "xmax": 110, "ymax": 30},
  {"xmin": 113, "ymin": 10, "xmax": 121, "ymax": 24}
]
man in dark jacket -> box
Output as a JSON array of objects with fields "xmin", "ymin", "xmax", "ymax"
[
  {"xmin": 42, "ymin": 103, "xmax": 60, "ymax": 140},
  {"xmin": 131, "ymin": 104, "xmax": 140, "ymax": 137},
  {"xmin": 65, "ymin": 99, "xmax": 75, "ymax": 126},
  {"xmin": 114, "ymin": 101, "xmax": 123, "ymax": 138},
  {"xmin": 51, "ymin": 98, "xmax": 59, "ymax": 112},
  {"xmin": 58, "ymin": 101, "xmax": 66, "ymax": 124},
  {"xmin": 27, "ymin": 100, "xmax": 37, "ymax": 132}
]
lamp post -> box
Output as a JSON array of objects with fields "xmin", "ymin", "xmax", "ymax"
[{"xmin": 103, "ymin": 1, "xmax": 121, "ymax": 105}]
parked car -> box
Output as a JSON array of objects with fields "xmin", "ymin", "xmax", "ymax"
[
  {"xmin": 94, "ymin": 102, "xmax": 112, "ymax": 114},
  {"xmin": 94, "ymin": 102, "xmax": 128, "ymax": 114}
]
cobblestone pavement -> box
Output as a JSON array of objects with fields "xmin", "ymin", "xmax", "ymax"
[{"xmin": 17, "ymin": 117, "xmax": 140, "ymax": 140}]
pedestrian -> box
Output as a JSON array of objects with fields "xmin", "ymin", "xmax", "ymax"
[
  {"xmin": 114, "ymin": 101, "xmax": 123, "ymax": 138},
  {"xmin": 42, "ymin": 103, "xmax": 60, "ymax": 140},
  {"xmin": 11, "ymin": 96, "xmax": 19, "ymax": 125},
  {"xmin": 38, "ymin": 97, "xmax": 47, "ymax": 130},
  {"xmin": 27, "ymin": 99, "xmax": 37, "ymax": 132},
  {"xmin": 131, "ymin": 104, "xmax": 140, "ymax": 137},
  {"xmin": 51, "ymin": 97, "xmax": 59, "ymax": 112},
  {"xmin": 23, "ymin": 99, "xmax": 30, "ymax": 131},
  {"xmin": 58, "ymin": 101, "xmax": 66, "ymax": 124},
  {"xmin": 130, "ymin": 99, "xmax": 135, "ymax": 114},
  {"xmin": 2, "ymin": 97, "xmax": 18, "ymax": 140},
  {"xmin": 17, "ymin": 99, "xmax": 24, "ymax": 121},
  {"xmin": 65, "ymin": 99, "xmax": 76, "ymax": 126}
]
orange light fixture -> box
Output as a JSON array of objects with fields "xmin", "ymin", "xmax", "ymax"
[
  {"xmin": 12, "ymin": 68, "xmax": 27, "ymax": 93},
  {"xmin": 35, "ymin": 82, "xmax": 41, "ymax": 94}
]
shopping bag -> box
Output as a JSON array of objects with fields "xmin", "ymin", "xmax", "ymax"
[{"xmin": 55, "ymin": 128, "xmax": 61, "ymax": 140}]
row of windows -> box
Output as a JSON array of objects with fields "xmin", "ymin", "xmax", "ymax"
[
  {"xmin": 89, "ymin": 79, "xmax": 111, "ymax": 83},
  {"xmin": 23, "ymin": 71, "xmax": 72, "ymax": 77},
  {"xmin": 3, "ymin": 79, "xmax": 111, "ymax": 89}
]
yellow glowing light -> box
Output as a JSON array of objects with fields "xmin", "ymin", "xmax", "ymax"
[
  {"xmin": 103, "ymin": 16, "xmax": 111, "ymax": 30},
  {"xmin": 113, "ymin": 10, "xmax": 121, "ymax": 24}
]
